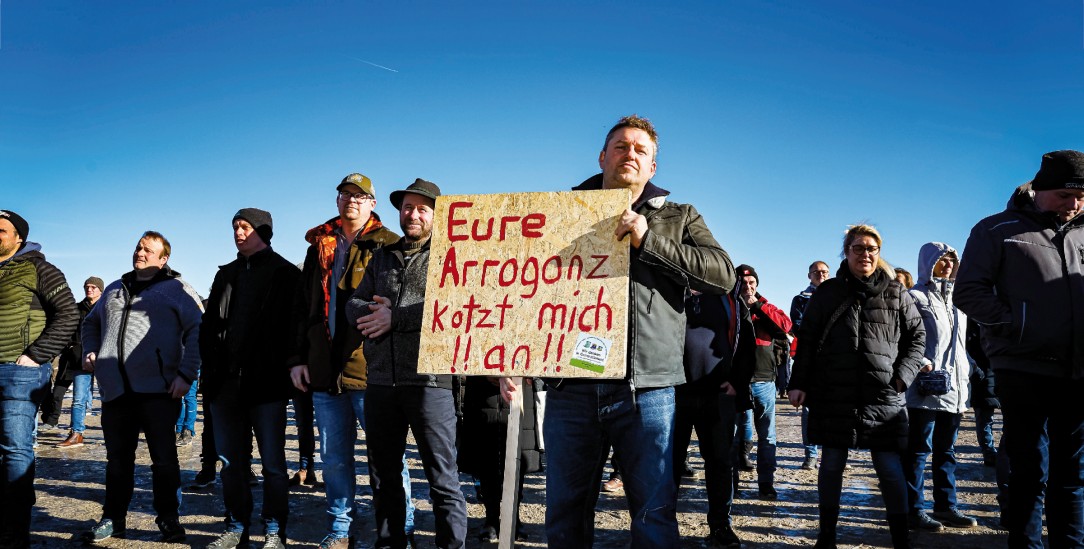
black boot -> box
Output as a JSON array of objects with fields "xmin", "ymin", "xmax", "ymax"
[
  {"xmin": 813, "ymin": 505, "xmax": 839, "ymax": 548},
  {"xmin": 887, "ymin": 513, "xmax": 912, "ymax": 549},
  {"xmin": 740, "ymin": 441, "xmax": 755, "ymax": 471}
]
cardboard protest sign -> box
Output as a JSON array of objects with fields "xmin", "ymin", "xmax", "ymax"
[{"xmin": 418, "ymin": 189, "xmax": 630, "ymax": 377}]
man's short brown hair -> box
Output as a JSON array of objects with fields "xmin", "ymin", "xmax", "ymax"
[
  {"xmin": 602, "ymin": 114, "xmax": 659, "ymax": 160},
  {"xmin": 141, "ymin": 230, "xmax": 172, "ymax": 259}
]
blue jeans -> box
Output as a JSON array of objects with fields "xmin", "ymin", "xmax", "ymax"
[
  {"xmin": 905, "ymin": 408, "xmax": 962, "ymax": 513},
  {"xmin": 0, "ymin": 362, "xmax": 51, "ymax": 542},
  {"xmin": 365, "ymin": 385, "xmax": 465, "ymax": 549},
  {"xmin": 175, "ymin": 379, "xmax": 199, "ymax": 433},
  {"xmin": 974, "ymin": 404, "xmax": 998, "ymax": 457},
  {"xmin": 544, "ymin": 383, "xmax": 679, "ymax": 549},
  {"xmin": 997, "ymin": 370, "xmax": 1084, "ymax": 548},
  {"xmin": 69, "ymin": 373, "xmax": 92, "ymax": 433},
  {"xmin": 819, "ymin": 447, "xmax": 907, "ymax": 515},
  {"xmin": 313, "ymin": 390, "xmax": 415, "ymax": 540},
  {"xmin": 673, "ymin": 386, "xmax": 736, "ymax": 532},
  {"xmin": 802, "ymin": 406, "xmax": 818, "ymax": 460},
  {"xmin": 101, "ymin": 393, "xmax": 183, "ymax": 524},
  {"xmin": 749, "ymin": 381, "xmax": 777, "ymax": 487},
  {"xmin": 210, "ymin": 380, "xmax": 289, "ymax": 536}
]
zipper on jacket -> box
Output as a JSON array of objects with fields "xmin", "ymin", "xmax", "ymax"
[
  {"xmin": 156, "ymin": 348, "xmax": 169, "ymax": 386},
  {"xmin": 1018, "ymin": 301, "xmax": 1027, "ymax": 344},
  {"xmin": 116, "ymin": 286, "xmax": 135, "ymax": 394}
]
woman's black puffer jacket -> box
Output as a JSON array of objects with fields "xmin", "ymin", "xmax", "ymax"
[{"xmin": 789, "ymin": 262, "xmax": 926, "ymax": 451}]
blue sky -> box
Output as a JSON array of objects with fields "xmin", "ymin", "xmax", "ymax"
[{"xmin": 3, "ymin": 1, "xmax": 1083, "ymax": 303}]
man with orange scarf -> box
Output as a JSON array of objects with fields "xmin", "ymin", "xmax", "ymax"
[{"xmin": 288, "ymin": 173, "xmax": 400, "ymax": 549}]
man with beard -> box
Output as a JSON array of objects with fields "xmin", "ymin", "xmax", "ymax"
[
  {"xmin": 0, "ymin": 210, "xmax": 79, "ymax": 548},
  {"xmin": 348, "ymin": 179, "xmax": 468, "ymax": 549}
]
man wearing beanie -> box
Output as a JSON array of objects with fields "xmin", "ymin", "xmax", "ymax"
[
  {"xmin": 199, "ymin": 208, "xmax": 299, "ymax": 548},
  {"xmin": 955, "ymin": 149, "xmax": 1084, "ymax": 547},
  {"xmin": 42, "ymin": 276, "xmax": 106, "ymax": 449},
  {"xmin": 287, "ymin": 173, "xmax": 402, "ymax": 548},
  {"xmin": 0, "ymin": 209, "xmax": 79, "ymax": 547},
  {"xmin": 734, "ymin": 264, "xmax": 793, "ymax": 499}
]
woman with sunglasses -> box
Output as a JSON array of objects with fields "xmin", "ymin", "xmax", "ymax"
[{"xmin": 788, "ymin": 224, "xmax": 926, "ymax": 549}]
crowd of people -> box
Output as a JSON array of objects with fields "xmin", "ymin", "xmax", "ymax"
[{"xmin": 1, "ymin": 120, "xmax": 1082, "ymax": 549}]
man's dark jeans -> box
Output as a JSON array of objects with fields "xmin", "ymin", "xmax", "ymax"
[
  {"xmin": 291, "ymin": 390, "xmax": 315, "ymax": 471},
  {"xmin": 673, "ymin": 386, "xmax": 736, "ymax": 532},
  {"xmin": 997, "ymin": 370, "xmax": 1084, "ymax": 548},
  {"xmin": 544, "ymin": 383, "xmax": 679, "ymax": 549},
  {"xmin": 209, "ymin": 380, "xmax": 288, "ymax": 536},
  {"xmin": 904, "ymin": 408, "xmax": 963, "ymax": 513},
  {"xmin": 101, "ymin": 393, "xmax": 182, "ymax": 525},
  {"xmin": 364, "ymin": 385, "xmax": 466, "ymax": 549}
]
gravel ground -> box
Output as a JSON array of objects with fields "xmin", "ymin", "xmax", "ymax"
[{"xmin": 27, "ymin": 395, "xmax": 1009, "ymax": 548}]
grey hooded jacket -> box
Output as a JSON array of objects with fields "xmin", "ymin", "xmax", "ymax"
[
  {"xmin": 905, "ymin": 242, "xmax": 971, "ymax": 414},
  {"xmin": 955, "ymin": 186, "xmax": 1084, "ymax": 380}
]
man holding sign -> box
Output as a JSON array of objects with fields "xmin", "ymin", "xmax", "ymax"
[
  {"xmin": 506, "ymin": 115, "xmax": 735, "ymax": 548},
  {"xmin": 349, "ymin": 179, "xmax": 468, "ymax": 549}
]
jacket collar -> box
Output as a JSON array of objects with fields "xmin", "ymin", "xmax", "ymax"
[{"xmin": 572, "ymin": 174, "xmax": 671, "ymax": 211}]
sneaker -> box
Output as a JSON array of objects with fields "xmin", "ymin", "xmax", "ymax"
[
  {"xmin": 317, "ymin": 535, "xmax": 353, "ymax": 549},
  {"xmin": 479, "ymin": 524, "xmax": 498, "ymax": 542},
  {"xmin": 262, "ymin": 532, "xmax": 286, "ymax": 549},
  {"xmin": 157, "ymin": 517, "xmax": 187, "ymax": 543},
  {"xmin": 207, "ymin": 530, "xmax": 248, "ymax": 548},
  {"xmin": 249, "ymin": 468, "xmax": 260, "ymax": 486},
  {"xmin": 602, "ymin": 476, "xmax": 624, "ymax": 492},
  {"xmin": 930, "ymin": 509, "xmax": 978, "ymax": 529},
  {"xmin": 40, "ymin": 422, "xmax": 60, "ymax": 433},
  {"xmin": 908, "ymin": 511, "xmax": 943, "ymax": 532},
  {"xmin": 801, "ymin": 456, "xmax": 818, "ymax": 470},
  {"xmin": 57, "ymin": 430, "xmax": 85, "ymax": 448},
  {"xmin": 81, "ymin": 519, "xmax": 125, "ymax": 543},
  {"xmin": 176, "ymin": 430, "xmax": 195, "ymax": 447},
  {"xmin": 758, "ymin": 486, "xmax": 778, "ymax": 500},
  {"xmin": 709, "ymin": 525, "xmax": 743, "ymax": 548},
  {"xmin": 188, "ymin": 468, "xmax": 217, "ymax": 490}
]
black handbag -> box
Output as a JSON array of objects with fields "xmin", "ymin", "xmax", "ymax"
[
  {"xmin": 914, "ymin": 306, "xmax": 958, "ymax": 396},
  {"xmin": 915, "ymin": 369, "xmax": 951, "ymax": 396}
]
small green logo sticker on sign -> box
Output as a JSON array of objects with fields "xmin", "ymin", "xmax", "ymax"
[{"xmin": 569, "ymin": 333, "xmax": 612, "ymax": 373}]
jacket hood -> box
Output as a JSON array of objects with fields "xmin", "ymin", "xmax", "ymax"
[
  {"xmin": 572, "ymin": 174, "xmax": 671, "ymax": 210},
  {"xmin": 916, "ymin": 242, "xmax": 958, "ymax": 286},
  {"xmin": 10, "ymin": 241, "xmax": 42, "ymax": 260}
]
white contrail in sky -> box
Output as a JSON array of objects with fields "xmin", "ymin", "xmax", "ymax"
[{"xmin": 345, "ymin": 55, "xmax": 399, "ymax": 73}]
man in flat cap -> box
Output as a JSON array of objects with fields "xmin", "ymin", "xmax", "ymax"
[
  {"xmin": 201, "ymin": 208, "xmax": 300, "ymax": 548},
  {"xmin": 956, "ymin": 150, "xmax": 1084, "ymax": 547},
  {"xmin": 0, "ymin": 209, "xmax": 79, "ymax": 548}
]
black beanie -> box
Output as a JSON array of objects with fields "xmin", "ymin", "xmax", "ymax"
[
  {"xmin": 233, "ymin": 208, "xmax": 273, "ymax": 244},
  {"xmin": 736, "ymin": 264, "xmax": 759, "ymax": 285},
  {"xmin": 0, "ymin": 210, "xmax": 29, "ymax": 242},
  {"xmin": 1031, "ymin": 150, "xmax": 1084, "ymax": 191}
]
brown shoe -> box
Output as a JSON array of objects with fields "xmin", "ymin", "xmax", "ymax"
[
  {"xmin": 602, "ymin": 477, "xmax": 624, "ymax": 492},
  {"xmin": 289, "ymin": 469, "xmax": 307, "ymax": 486},
  {"xmin": 56, "ymin": 431, "xmax": 84, "ymax": 448}
]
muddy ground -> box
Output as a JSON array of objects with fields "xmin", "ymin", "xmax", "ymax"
[{"xmin": 28, "ymin": 394, "xmax": 1009, "ymax": 548}]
